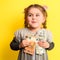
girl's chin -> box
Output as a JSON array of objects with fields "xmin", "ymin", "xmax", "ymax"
[
  {"xmin": 29, "ymin": 24, "xmax": 40, "ymax": 28},
  {"xmin": 30, "ymin": 26, "xmax": 39, "ymax": 29}
]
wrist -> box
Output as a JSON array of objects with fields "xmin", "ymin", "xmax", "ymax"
[{"xmin": 19, "ymin": 42, "xmax": 24, "ymax": 48}]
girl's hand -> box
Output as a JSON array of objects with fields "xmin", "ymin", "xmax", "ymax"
[
  {"xmin": 38, "ymin": 41, "xmax": 50, "ymax": 48},
  {"xmin": 19, "ymin": 40, "xmax": 30, "ymax": 48}
]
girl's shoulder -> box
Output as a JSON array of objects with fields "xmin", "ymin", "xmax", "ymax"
[
  {"xmin": 14, "ymin": 28, "xmax": 28, "ymax": 34},
  {"xmin": 42, "ymin": 28, "xmax": 52, "ymax": 34},
  {"xmin": 15, "ymin": 28, "xmax": 27, "ymax": 32}
]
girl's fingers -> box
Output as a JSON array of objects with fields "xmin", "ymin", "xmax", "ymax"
[
  {"xmin": 22, "ymin": 40, "xmax": 30, "ymax": 47},
  {"xmin": 37, "ymin": 41, "xmax": 43, "ymax": 47},
  {"xmin": 37, "ymin": 41, "xmax": 50, "ymax": 48},
  {"xmin": 41, "ymin": 42, "xmax": 50, "ymax": 48}
]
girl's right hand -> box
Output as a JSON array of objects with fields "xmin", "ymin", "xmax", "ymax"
[{"xmin": 19, "ymin": 40, "xmax": 30, "ymax": 48}]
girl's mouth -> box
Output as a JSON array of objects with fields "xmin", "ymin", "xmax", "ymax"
[{"xmin": 32, "ymin": 21, "xmax": 37, "ymax": 23}]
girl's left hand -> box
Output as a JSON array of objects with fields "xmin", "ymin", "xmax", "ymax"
[{"xmin": 38, "ymin": 41, "xmax": 50, "ymax": 48}]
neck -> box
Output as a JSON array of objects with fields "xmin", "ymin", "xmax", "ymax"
[{"xmin": 28, "ymin": 27, "xmax": 42, "ymax": 32}]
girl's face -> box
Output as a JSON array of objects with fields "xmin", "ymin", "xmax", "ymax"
[{"xmin": 26, "ymin": 7, "xmax": 45, "ymax": 29}]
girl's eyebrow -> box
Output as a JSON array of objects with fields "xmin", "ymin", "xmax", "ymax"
[
  {"xmin": 28, "ymin": 13, "xmax": 40, "ymax": 15},
  {"xmin": 28, "ymin": 13, "xmax": 33, "ymax": 15},
  {"xmin": 28, "ymin": 13, "xmax": 32, "ymax": 14}
]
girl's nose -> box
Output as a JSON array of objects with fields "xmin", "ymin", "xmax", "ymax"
[{"xmin": 32, "ymin": 16, "xmax": 36, "ymax": 20}]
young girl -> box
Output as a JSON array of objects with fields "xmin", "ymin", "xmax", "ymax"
[{"xmin": 10, "ymin": 4, "xmax": 54, "ymax": 60}]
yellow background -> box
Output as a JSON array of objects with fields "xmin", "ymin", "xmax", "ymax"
[{"xmin": 0, "ymin": 0, "xmax": 60, "ymax": 60}]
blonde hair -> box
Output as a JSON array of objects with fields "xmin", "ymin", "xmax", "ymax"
[{"xmin": 24, "ymin": 4, "xmax": 47, "ymax": 28}]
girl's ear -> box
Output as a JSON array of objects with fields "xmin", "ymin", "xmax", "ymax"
[{"xmin": 42, "ymin": 17, "xmax": 46, "ymax": 23}]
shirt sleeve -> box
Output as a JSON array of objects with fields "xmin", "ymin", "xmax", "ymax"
[
  {"xmin": 10, "ymin": 30, "xmax": 22, "ymax": 50},
  {"xmin": 47, "ymin": 31, "xmax": 53, "ymax": 43},
  {"xmin": 10, "ymin": 37, "xmax": 20, "ymax": 50},
  {"xmin": 14, "ymin": 30, "xmax": 21, "ymax": 42},
  {"xmin": 46, "ymin": 31, "xmax": 54, "ymax": 50}
]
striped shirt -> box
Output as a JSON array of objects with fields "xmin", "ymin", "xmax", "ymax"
[{"xmin": 14, "ymin": 28, "xmax": 53, "ymax": 60}]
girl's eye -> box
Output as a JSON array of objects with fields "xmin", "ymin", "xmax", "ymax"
[
  {"xmin": 36, "ymin": 14, "xmax": 40, "ymax": 17},
  {"xmin": 28, "ymin": 14, "xmax": 32, "ymax": 17}
]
